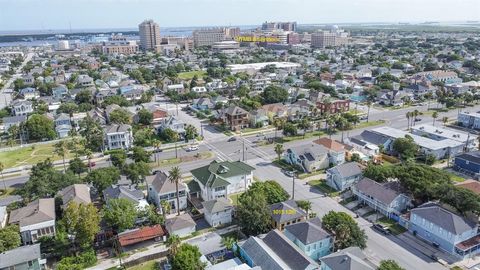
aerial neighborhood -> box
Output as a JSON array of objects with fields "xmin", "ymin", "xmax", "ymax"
[{"xmin": 0, "ymin": 12, "xmax": 480, "ymax": 270}]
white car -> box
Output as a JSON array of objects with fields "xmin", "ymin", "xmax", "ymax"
[{"xmin": 187, "ymin": 145, "xmax": 199, "ymax": 151}]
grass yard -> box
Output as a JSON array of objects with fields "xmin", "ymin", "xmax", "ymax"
[
  {"xmin": 0, "ymin": 188, "xmax": 15, "ymax": 198},
  {"xmin": 307, "ymin": 179, "xmax": 340, "ymax": 197},
  {"xmin": 355, "ymin": 120, "xmax": 386, "ymax": 129},
  {"xmin": 0, "ymin": 142, "xmax": 76, "ymax": 169},
  {"xmin": 178, "ymin": 70, "xmax": 207, "ymax": 80},
  {"xmin": 279, "ymin": 130, "xmax": 326, "ymax": 143},
  {"xmin": 298, "ymin": 170, "xmax": 324, "ymax": 180},
  {"xmin": 127, "ymin": 260, "xmax": 159, "ymax": 270},
  {"xmin": 377, "ymin": 217, "xmax": 407, "ymax": 235},
  {"xmin": 445, "ymin": 171, "xmax": 466, "ymax": 183}
]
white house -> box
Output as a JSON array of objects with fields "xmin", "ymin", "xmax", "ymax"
[
  {"xmin": 202, "ymin": 198, "xmax": 233, "ymax": 227},
  {"xmin": 104, "ymin": 124, "xmax": 133, "ymax": 150},
  {"xmin": 165, "ymin": 213, "xmax": 196, "ymax": 237},
  {"xmin": 8, "ymin": 199, "xmax": 56, "ymax": 244},
  {"xmin": 12, "ymin": 100, "xmax": 33, "ymax": 116},
  {"xmin": 190, "ymin": 160, "xmax": 255, "ymax": 201},
  {"xmin": 146, "ymin": 171, "xmax": 188, "ymax": 214}
]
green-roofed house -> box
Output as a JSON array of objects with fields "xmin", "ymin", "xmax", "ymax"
[{"xmin": 190, "ymin": 160, "xmax": 255, "ymax": 201}]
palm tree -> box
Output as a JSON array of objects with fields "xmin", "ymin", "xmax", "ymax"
[
  {"xmin": 168, "ymin": 166, "xmax": 182, "ymax": 216},
  {"xmin": 0, "ymin": 162, "xmax": 5, "ymax": 191},
  {"xmin": 153, "ymin": 139, "xmax": 162, "ymax": 166},
  {"xmin": 326, "ymin": 116, "xmax": 336, "ymax": 139},
  {"xmin": 432, "ymin": 111, "xmax": 438, "ymax": 126},
  {"xmin": 299, "ymin": 118, "xmax": 310, "ymax": 139},
  {"xmin": 296, "ymin": 200, "xmax": 312, "ymax": 217},
  {"xmin": 405, "ymin": 112, "xmax": 411, "ymax": 130},
  {"xmin": 274, "ymin": 144, "xmax": 284, "ymax": 161},
  {"xmin": 273, "ymin": 118, "xmax": 285, "ymax": 140},
  {"xmin": 336, "ymin": 116, "xmax": 350, "ymax": 143},
  {"xmin": 172, "ymin": 132, "xmax": 180, "ymax": 159},
  {"xmin": 442, "ymin": 117, "xmax": 449, "ymax": 127},
  {"xmin": 54, "ymin": 140, "xmax": 69, "ymax": 172},
  {"xmin": 412, "ymin": 110, "xmax": 420, "ymax": 126},
  {"xmin": 366, "ymin": 100, "xmax": 372, "ymax": 123},
  {"xmin": 166, "ymin": 234, "xmax": 181, "ymax": 255},
  {"xmin": 84, "ymin": 148, "xmax": 93, "ymax": 173},
  {"xmin": 221, "ymin": 236, "xmax": 236, "ymax": 250},
  {"xmin": 160, "ymin": 200, "xmax": 171, "ymax": 217}
]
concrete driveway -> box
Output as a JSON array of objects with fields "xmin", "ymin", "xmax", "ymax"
[
  {"xmin": 345, "ymin": 200, "xmax": 360, "ymax": 210},
  {"xmin": 356, "ymin": 205, "xmax": 373, "ymax": 216},
  {"xmin": 366, "ymin": 213, "xmax": 384, "ymax": 223}
]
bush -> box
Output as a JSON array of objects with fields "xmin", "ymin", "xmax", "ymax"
[{"xmin": 56, "ymin": 249, "xmax": 97, "ymax": 270}]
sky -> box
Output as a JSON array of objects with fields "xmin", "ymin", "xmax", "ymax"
[{"xmin": 0, "ymin": 0, "xmax": 479, "ymax": 32}]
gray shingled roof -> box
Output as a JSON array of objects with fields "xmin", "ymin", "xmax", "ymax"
[
  {"xmin": 354, "ymin": 130, "xmax": 391, "ymax": 146},
  {"xmin": 165, "ymin": 213, "xmax": 196, "ymax": 232},
  {"xmin": 328, "ymin": 162, "xmax": 362, "ymax": 178},
  {"xmin": 8, "ymin": 198, "xmax": 55, "ymax": 228},
  {"xmin": 0, "ymin": 244, "xmax": 42, "ymax": 268},
  {"xmin": 270, "ymin": 200, "xmax": 307, "ymax": 223},
  {"xmin": 57, "ymin": 184, "xmax": 91, "ymax": 208},
  {"xmin": 104, "ymin": 185, "xmax": 144, "ymax": 204},
  {"xmin": 202, "ymin": 198, "xmax": 232, "ymax": 214},
  {"xmin": 240, "ymin": 236, "xmax": 287, "ymax": 270},
  {"xmin": 284, "ymin": 217, "xmax": 332, "ymax": 245},
  {"xmin": 146, "ymin": 171, "xmax": 186, "ymax": 194},
  {"xmin": 104, "ymin": 124, "xmax": 131, "ymax": 134},
  {"xmin": 320, "ymin": 247, "xmax": 375, "ymax": 270},
  {"xmin": 411, "ymin": 203, "xmax": 477, "ymax": 235},
  {"xmin": 354, "ymin": 177, "xmax": 403, "ymax": 205}
]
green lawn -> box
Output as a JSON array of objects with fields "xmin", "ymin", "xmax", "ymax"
[
  {"xmin": 355, "ymin": 120, "xmax": 386, "ymax": 129},
  {"xmin": 377, "ymin": 217, "xmax": 407, "ymax": 235},
  {"xmin": 127, "ymin": 260, "xmax": 159, "ymax": 270},
  {"xmin": 298, "ymin": 170, "xmax": 324, "ymax": 180},
  {"xmin": 307, "ymin": 179, "xmax": 340, "ymax": 197},
  {"xmin": 0, "ymin": 142, "xmax": 76, "ymax": 169},
  {"xmin": 278, "ymin": 130, "xmax": 326, "ymax": 143},
  {"xmin": 178, "ymin": 70, "xmax": 207, "ymax": 80},
  {"xmin": 445, "ymin": 171, "xmax": 466, "ymax": 183}
]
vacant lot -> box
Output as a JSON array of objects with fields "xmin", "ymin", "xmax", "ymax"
[
  {"xmin": 178, "ymin": 70, "xmax": 207, "ymax": 80},
  {"xmin": 0, "ymin": 142, "xmax": 75, "ymax": 169}
]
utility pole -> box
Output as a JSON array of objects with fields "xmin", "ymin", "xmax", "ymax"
[{"xmin": 291, "ymin": 172, "xmax": 295, "ymax": 200}]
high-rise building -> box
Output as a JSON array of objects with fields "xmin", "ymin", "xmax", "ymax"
[
  {"xmin": 193, "ymin": 28, "xmax": 226, "ymax": 47},
  {"xmin": 261, "ymin": 21, "xmax": 297, "ymax": 32},
  {"xmin": 57, "ymin": 40, "xmax": 70, "ymax": 50},
  {"xmin": 311, "ymin": 27, "xmax": 349, "ymax": 48},
  {"xmin": 287, "ymin": 32, "xmax": 300, "ymax": 45},
  {"xmin": 138, "ymin": 20, "xmax": 161, "ymax": 51}
]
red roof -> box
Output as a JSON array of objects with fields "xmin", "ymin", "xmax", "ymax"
[
  {"xmin": 313, "ymin": 138, "xmax": 345, "ymax": 152},
  {"xmin": 456, "ymin": 234, "xmax": 480, "ymax": 251},
  {"xmin": 118, "ymin": 225, "xmax": 165, "ymax": 247}
]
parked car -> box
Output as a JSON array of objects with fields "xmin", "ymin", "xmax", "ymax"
[
  {"xmin": 88, "ymin": 161, "xmax": 96, "ymax": 168},
  {"xmin": 282, "ymin": 169, "xmax": 295, "ymax": 177},
  {"xmin": 372, "ymin": 223, "xmax": 390, "ymax": 235},
  {"xmin": 227, "ymin": 137, "xmax": 237, "ymax": 142},
  {"xmin": 187, "ymin": 145, "xmax": 199, "ymax": 152}
]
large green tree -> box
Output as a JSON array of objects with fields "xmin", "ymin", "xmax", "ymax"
[
  {"xmin": 245, "ymin": 181, "xmax": 289, "ymax": 204},
  {"xmin": 378, "ymin": 260, "xmax": 405, "ymax": 270},
  {"xmin": 237, "ymin": 191, "xmax": 272, "ymax": 236},
  {"xmin": 137, "ymin": 108, "xmax": 153, "ymax": 125},
  {"xmin": 103, "ymin": 198, "xmax": 137, "ymax": 231},
  {"xmin": 62, "ymin": 202, "xmax": 101, "ymax": 248},
  {"xmin": 322, "ymin": 211, "xmax": 367, "ymax": 250},
  {"xmin": 85, "ymin": 167, "xmax": 120, "ymax": 195},
  {"xmin": 109, "ymin": 108, "xmax": 131, "ymax": 124},
  {"xmin": 171, "ymin": 243, "xmax": 205, "ymax": 270},
  {"xmin": 25, "ymin": 114, "xmax": 56, "ymax": 141},
  {"xmin": 262, "ymin": 85, "xmax": 289, "ymax": 104},
  {"xmin": 132, "ymin": 146, "xmax": 151, "ymax": 163},
  {"xmin": 392, "ymin": 135, "xmax": 418, "ymax": 160},
  {"xmin": 0, "ymin": 225, "xmax": 21, "ymax": 252},
  {"xmin": 124, "ymin": 162, "xmax": 150, "ymax": 185},
  {"xmin": 79, "ymin": 116, "xmax": 104, "ymax": 151}
]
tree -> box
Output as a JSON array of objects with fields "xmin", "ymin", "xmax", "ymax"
[
  {"xmin": 85, "ymin": 167, "xmax": 120, "ymax": 195},
  {"xmin": 137, "ymin": 108, "xmax": 153, "ymax": 125},
  {"xmin": 132, "ymin": 146, "xmax": 151, "ymax": 163},
  {"xmin": 171, "ymin": 243, "xmax": 205, "ymax": 270},
  {"xmin": 0, "ymin": 225, "xmax": 21, "ymax": 252},
  {"xmin": 54, "ymin": 140, "xmax": 69, "ymax": 172},
  {"xmin": 322, "ymin": 211, "xmax": 367, "ymax": 250},
  {"xmin": 168, "ymin": 167, "xmax": 182, "ymax": 216},
  {"xmin": 79, "ymin": 116, "xmax": 104, "ymax": 151},
  {"xmin": 274, "ymin": 144, "xmax": 284, "ymax": 161},
  {"xmin": 68, "ymin": 157, "xmax": 87, "ymax": 177},
  {"xmin": 296, "ymin": 200, "xmax": 312, "ymax": 216},
  {"xmin": 75, "ymin": 90, "xmax": 92, "ymax": 104},
  {"xmin": 237, "ymin": 191, "xmax": 272, "ymax": 236},
  {"xmin": 246, "ymin": 181, "xmax": 289, "ymax": 204},
  {"xmin": 124, "ymin": 162, "xmax": 150, "ymax": 185},
  {"xmin": 109, "ymin": 108, "xmax": 131, "ymax": 124},
  {"xmin": 25, "ymin": 114, "xmax": 56, "ymax": 141},
  {"xmin": 109, "ymin": 149, "xmax": 127, "ymax": 169},
  {"xmin": 283, "ymin": 123, "xmax": 297, "ymax": 136},
  {"xmin": 166, "ymin": 234, "xmax": 181, "ymax": 255},
  {"xmin": 378, "ymin": 260, "xmax": 405, "ymax": 270},
  {"xmin": 442, "ymin": 116, "xmax": 449, "ymax": 126},
  {"xmin": 392, "ymin": 136, "xmax": 418, "ymax": 161},
  {"xmin": 160, "ymin": 128, "xmax": 179, "ymax": 143},
  {"xmin": 63, "ymin": 202, "xmax": 101, "ymax": 248},
  {"xmin": 262, "ymin": 85, "xmax": 289, "ymax": 104},
  {"xmin": 185, "ymin": 125, "xmax": 198, "ymax": 141},
  {"xmin": 221, "ymin": 236, "xmax": 236, "ymax": 250},
  {"xmin": 432, "ymin": 111, "xmax": 438, "ymax": 126},
  {"xmin": 298, "ymin": 118, "xmax": 310, "ymax": 138},
  {"xmin": 103, "ymin": 198, "xmax": 137, "ymax": 231},
  {"xmin": 273, "ymin": 118, "xmax": 285, "ymax": 139},
  {"xmin": 351, "ymin": 153, "xmax": 362, "ymax": 162},
  {"xmin": 366, "ymin": 100, "xmax": 372, "ymax": 123}
]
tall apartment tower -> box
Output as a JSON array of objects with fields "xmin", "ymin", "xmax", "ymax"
[{"xmin": 138, "ymin": 20, "xmax": 161, "ymax": 51}]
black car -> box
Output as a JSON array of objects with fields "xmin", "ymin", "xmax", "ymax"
[
  {"xmin": 227, "ymin": 137, "xmax": 237, "ymax": 142},
  {"xmin": 372, "ymin": 223, "xmax": 390, "ymax": 235}
]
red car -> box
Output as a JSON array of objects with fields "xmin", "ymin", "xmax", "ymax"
[{"xmin": 88, "ymin": 161, "xmax": 96, "ymax": 168}]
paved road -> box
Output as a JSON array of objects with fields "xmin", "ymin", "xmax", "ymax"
[{"xmin": 0, "ymin": 52, "xmax": 34, "ymax": 109}]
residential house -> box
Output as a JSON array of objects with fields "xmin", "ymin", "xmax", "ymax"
[
  {"xmin": 285, "ymin": 143, "xmax": 330, "ymax": 172},
  {"xmin": 146, "ymin": 171, "xmax": 187, "ymax": 214},
  {"xmin": 166, "ymin": 84, "xmax": 186, "ymax": 94},
  {"xmin": 2, "ymin": 115, "xmax": 26, "ymax": 131},
  {"xmin": 284, "ymin": 218, "xmax": 334, "ymax": 260},
  {"xmin": 158, "ymin": 115, "xmax": 186, "ymax": 139},
  {"xmin": 236, "ymin": 229, "xmax": 319, "ymax": 270},
  {"xmin": 103, "ymin": 185, "xmax": 149, "ymax": 210},
  {"xmin": 104, "ymin": 124, "xmax": 133, "ymax": 150},
  {"xmin": 54, "ymin": 113, "xmax": 72, "ymax": 138},
  {"xmin": 0, "ymin": 244, "xmax": 46, "ymax": 270},
  {"xmin": 249, "ymin": 108, "xmax": 269, "ymax": 127},
  {"xmin": 262, "ymin": 103, "xmax": 288, "ymax": 119},
  {"xmin": 190, "ymin": 160, "xmax": 255, "ymax": 201},
  {"xmin": 270, "ymin": 200, "xmax": 307, "ymax": 231},
  {"xmin": 118, "ymin": 225, "xmax": 166, "ymax": 249},
  {"xmin": 8, "ymin": 198, "xmax": 56, "ymax": 244},
  {"xmin": 165, "ymin": 213, "xmax": 196, "ymax": 237},
  {"xmin": 76, "ymin": 74, "xmax": 94, "ymax": 87},
  {"xmin": 19, "ymin": 87, "xmax": 40, "ymax": 100},
  {"xmin": 458, "ymin": 112, "xmax": 480, "ymax": 130},
  {"xmin": 353, "ymin": 178, "xmax": 412, "ymax": 220},
  {"xmin": 52, "ymin": 85, "xmax": 69, "ymax": 99},
  {"xmin": 319, "ymin": 247, "xmax": 375, "ymax": 270},
  {"xmin": 219, "ymin": 106, "xmax": 250, "ymax": 131},
  {"xmin": 316, "ymin": 99, "xmax": 350, "ymax": 115},
  {"xmin": 202, "ymin": 198, "xmax": 233, "ymax": 227},
  {"xmin": 191, "ymin": 86, "xmax": 207, "ymax": 93},
  {"xmin": 313, "ymin": 138, "xmax": 346, "ymax": 165},
  {"xmin": 454, "ymin": 151, "xmax": 480, "ymax": 177},
  {"xmin": 192, "ymin": 97, "xmax": 215, "ymax": 111},
  {"xmin": 57, "ymin": 184, "xmax": 91, "ymax": 209},
  {"xmin": 409, "ymin": 202, "xmax": 480, "ymax": 258},
  {"xmin": 326, "ymin": 162, "xmax": 363, "ymax": 191},
  {"xmin": 12, "ymin": 100, "xmax": 33, "ymax": 116}
]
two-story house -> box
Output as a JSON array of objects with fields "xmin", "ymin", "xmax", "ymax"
[
  {"xmin": 104, "ymin": 184, "xmax": 149, "ymax": 210},
  {"xmin": 285, "ymin": 143, "xmax": 330, "ymax": 173},
  {"xmin": 104, "ymin": 124, "xmax": 133, "ymax": 150},
  {"xmin": 313, "ymin": 138, "xmax": 346, "ymax": 165},
  {"xmin": 270, "ymin": 200, "xmax": 307, "ymax": 231},
  {"xmin": 12, "ymin": 100, "xmax": 34, "ymax": 116},
  {"xmin": 0, "ymin": 244, "xmax": 46, "ymax": 270},
  {"xmin": 158, "ymin": 116, "xmax": 186, "ymax": 139},
  {"xmin": 319, "ymin": 246, "xmax": 375, "ymax": 270},
  {"xmin": 54, "ymin": 113, "xmax": 72, "ymax": 138},
  {"xmin": 409, "ymin": 202, "xmax": 480, "ymax": 258},
  {"xmin": 8, "ymin": 198, "xmax": 56, "ymax": 244},
  {"xmin": 284, "ymin": 218, "xmax": 334, "ymax": 260},
  {"xmin": 352, "ymin": 177, "xmax": 412, "ymax": 221},
  {"xmin": 146, "ymin": 171, "xmax": 187, "ymax": 214},
  {"xmin": 190, "ymin": 160, "xmax": 255, "ymax": 201},
  {"xmin": 326, "ymin": 162, "xmax": 363, "ymax": 191},
  {"xmin": 220, "ymin": 106, "xmax": 250, "ymax": 131},
  {"xmin": 202, "ymin": 198, "xmax": 233, "ymax": 227}
]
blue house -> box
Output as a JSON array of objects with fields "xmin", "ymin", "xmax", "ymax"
[
  {"xmin": 52, "ymin": 85, "xmax": 69, "ymax": 99},
  {"xmin": 454, "ymin": 151, "xmax": 480, "ymax": 177},
  {"xmin": 326, "ymin": 162, "xmax": 363, "ymax": 191},
  {"xmin": 409, "ymin": 202, "xmax": 480, "ymax": 258},
  {"xmin": 191, "ymin": 97, "xmax": 215, "ymax": 111},
  {"xmin": 54, "ymin": 113, "xmax": 72, "ymax": 138},
  {"xmin": 284, "ymin": 218, "xmax": 334, "ymax": 260}
]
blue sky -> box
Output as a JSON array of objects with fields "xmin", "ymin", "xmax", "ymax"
[{"xmin": 0, "ymin": 0, "xmax": 479, "ymax": 31}]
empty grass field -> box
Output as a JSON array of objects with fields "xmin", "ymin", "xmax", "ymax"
[
  {"xmin": 0, "ymin": 142, "xmax": 75, "ymax": 169},
  {"xmin": 178, "ymin": 70, "xmax": 207, "ymax": 80}
]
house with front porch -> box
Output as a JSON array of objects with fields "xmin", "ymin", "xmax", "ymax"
[
  {"xmin": 190, "ymin": 160, "xmax": 255, "ymax": 201},
  {"xmin": 409, "ymin": 202, "xmax": 480, "ymax": 259},
  {"xmin": 352, "ymin": 177, "xmax": 412, "ymax": 220},
  {"xmin": 146, "ymin": 171, "xmax": 187, "ymax": 214},
  {"xmin": 285, "ymin": 143, "xmax": 330, "ymax": 172},
  {"xmin": 326, "ymin": 162, "xmax": 363, "ymax": 191}
]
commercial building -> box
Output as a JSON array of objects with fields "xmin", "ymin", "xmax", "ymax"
[
  {"xmin": 101, "ymin": 35, "xmax": 138, "ymax": 55},
  {"xmin": 411, "ymin": 124, "xmax": 475, "ymax": 150},
  {"xmin": 311, "ymin": 27, "xmax": 349, "ymax": 48},
  {"xmin": 458, "ymin": 111, "xmax": 480, "ymax": 130},
  {"xmin": 212, "ymin": 41, "xmax": 240, "ymax": 52},
  {"xmin": 139, "ymin": 19, "xmax": 161, "ymax": 51},
  {"xmin": 227, "ymin": 61, "xmax": 300, "ymax": 75},
  {"xmin": 262, "ymin": 21, "xmax": 297, "ymax": 32},
  {"xmin": 193, "ymin": 28, "xmax": 226, "ymax": 47}
]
